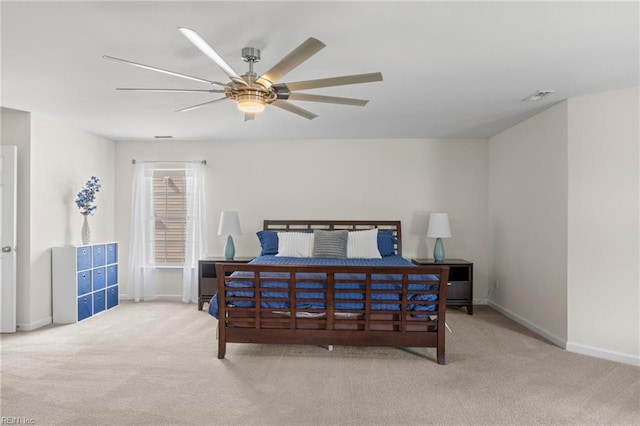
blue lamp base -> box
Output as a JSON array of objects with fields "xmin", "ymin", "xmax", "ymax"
[
  {"xmin": 433, "ymin": 237, "xmax": 445, "ymax": 262},
  {"xmin": 224, "ymin": 235, "xmax": 236, "ymax": 260}
]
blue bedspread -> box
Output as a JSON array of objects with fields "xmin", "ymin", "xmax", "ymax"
[{"xmin": 208, "ymin": 255, "xmax": 439, "ymax": 318}]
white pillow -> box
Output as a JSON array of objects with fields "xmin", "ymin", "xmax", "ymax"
[
  {"xmin": 275, "ymin": 232, "xmax": 314, "ymax": 257},
  {"xmin": 347, "ymin": 228, "xmax": 382, "ymax": 259}
]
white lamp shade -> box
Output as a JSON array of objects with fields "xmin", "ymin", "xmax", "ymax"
[
  {"xmin": 427, "ymin": 213, "xmax": 452, "ymax": 238},
  {"xmin": 218, "ymin": 211, "xmax": 241, "ymax": 236}
]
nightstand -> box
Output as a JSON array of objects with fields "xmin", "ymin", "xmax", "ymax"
[
  {"xmin": 411, "ymin": 258, "xmax": 474, "ymax": 315},
  {"xmin": 198, "ymin": 257, "xmax": 254, "ymax": 310}
]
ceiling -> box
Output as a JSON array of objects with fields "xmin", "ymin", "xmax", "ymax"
[{"xmin": 2, "ymin": 1, "xmax": 638, "ymax": 141}]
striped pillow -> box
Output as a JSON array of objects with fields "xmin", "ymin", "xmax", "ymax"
[
  {"xmin": 275, "ymin": 232, "xmax": 314, "ymax": 258},
  {"xmin": 347, "ymin": 228, "xmax": 382, "ymax": 259},
  {"xmin": 312, "ymin": 230, "xmax": 348, "ymax": 258}
]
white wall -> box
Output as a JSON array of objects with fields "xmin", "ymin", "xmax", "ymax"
[
  {"xmin": 1, "ymin": 109, "xmax": 116, "ymax": 329},
  {"xmin": 488, "ymin": 102, "xmax": 569, "ymax": 345},
  {"xmin": 114, "ymin": 138, "xmax": 490, "ymax": 301},
  {"xmin": 567, "ymin": 87, "xmax": 639, "ymax": 364},
  {"xmin": 488, "ymin": 87, "xmax": 640, "ymax": 366}
]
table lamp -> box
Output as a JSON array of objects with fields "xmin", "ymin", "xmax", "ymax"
[
  {"xmin": 218, "ymin": 211, "xmax": 241, "ymax": 260},
  {"xmin": 427, "ymin": 213, "xmax": 451, "ymax": 263}
]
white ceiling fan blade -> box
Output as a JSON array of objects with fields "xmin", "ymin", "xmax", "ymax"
[
  {"xmin": 282, "ymin": 72, "xmax": 383, "ymax": 92},
  {"xmin": 116, "ymin": 88, "xmax": 226, "ymax": 93},
  {"xmin": 176, "ymin": 97, "xmax": 227, "ymax": 113},
  {"xmin": 271, "ymin": 100, "xmax": 318, "ymax": 120},
  {"xmin": 288, "ymin": 93, "xmax": 368, "ymax": 106},
  {"xmin": 255, "ymin": 37, "xmax": 326, "ymax": 89},
  {"xmin": 103, "ymin": 55, "xmax": 226, "ymax": 87},
  {"xmin": 178, "ymin": 27, "xmax": 248, "ymax": 86}
]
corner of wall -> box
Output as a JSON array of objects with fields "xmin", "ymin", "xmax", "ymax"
[{"xmin": 488, "ymin": 102, "xmax": 569, "ymax": 343}]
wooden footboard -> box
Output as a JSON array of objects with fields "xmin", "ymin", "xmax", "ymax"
[{"xmin": 215, "ymin": 263, "xmax": 449, "ymax": 364}]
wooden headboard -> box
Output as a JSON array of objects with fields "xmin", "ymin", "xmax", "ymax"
[{"xmin": 263, "ymin": 220, "xmax": 402, "ymax": 256}]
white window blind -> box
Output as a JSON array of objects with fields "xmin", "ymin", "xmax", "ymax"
[{"xmin": 153, "ymin": 170, "xmax": 187, "ymax": 265}]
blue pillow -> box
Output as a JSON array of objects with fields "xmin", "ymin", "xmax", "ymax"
[
  {"xmin": 377, "ymin": 230, "xmax": 396, "ymax": 256},
  {"xmin": 256, "ymin": 230, "xmax": 278, "ymax": 255}
]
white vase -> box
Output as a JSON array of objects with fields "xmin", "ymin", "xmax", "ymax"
[{"xmin": 81, "ymin": 215, "xmax": 91, "ymax": 245}]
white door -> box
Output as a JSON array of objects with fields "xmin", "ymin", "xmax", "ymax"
[{"xmin": 1, "ymin": 146, "xmax": 17, "ymax": 333}]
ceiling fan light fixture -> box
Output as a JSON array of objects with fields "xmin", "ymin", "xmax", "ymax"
[{"xmin": 236, "ymin": 91, "xmax": 266, "ymax": 113}]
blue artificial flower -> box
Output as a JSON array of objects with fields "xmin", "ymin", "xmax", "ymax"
[{"xmin": 75, "ymin": 176, "xmax": 101, "ymax": 216}]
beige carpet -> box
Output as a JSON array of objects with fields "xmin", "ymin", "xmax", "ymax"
[{"xmin": 1, "ymin": 302, "xmax": 638, "ymax": 425}]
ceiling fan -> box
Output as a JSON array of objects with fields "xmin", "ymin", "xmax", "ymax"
[{"xmin": 104, "ymin": 27, "xmax": 383, "ymax": 121}]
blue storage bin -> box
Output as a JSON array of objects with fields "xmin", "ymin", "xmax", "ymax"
[
  {"xmin": 93, "ymin": 267, "xmax": 106, "ymax": 290},
  {"xmin": 107, "ymin": 286, "xmax": 119, "ymax": 309},
  {"xmin": 93, "ymin": 290, "xmax": 106, "ymax": 314},
  {"xmin": 92, "ymin": 244, "xmax": 106, "ymax": 266},
  {"xmin": 107, "ymin": 243, "xmax": 118, "ymax": 264},
  {"xmin": 107, "ymin": 264, "xmax": 118, "ymax": 286},
  {"xmin": 77, "ymin": 271, "xmax": 92, "ymax": 296},
  {"xmin": 77, "ymin": 294, "xmax": 93, "ymax": 321},
  {"xmin": 76, "ymin": 246, "xmax": 91, "ymax": 271}
]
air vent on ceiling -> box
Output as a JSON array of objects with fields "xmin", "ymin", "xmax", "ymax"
[
  {"xmin": 154, "ymin": 135, "xmax": 173, "ymax": 139},
  {"xmin": 522, "ymin": 90, "xmax": 555, "ymax": 102}
]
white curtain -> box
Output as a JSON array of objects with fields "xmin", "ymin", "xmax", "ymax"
[
  {"xmin": 128, "ymin": 162, "xmax": 158, "ymax": 301},
  {"xmin": 182, "ymin": 162, "xmax": 208, "ymax": 303}
]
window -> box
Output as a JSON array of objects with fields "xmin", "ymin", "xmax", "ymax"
[
  {"xmin": 129, "ymin": 160, "xmax": 207, "ymax": 302},
  {"xmin": 153, "ymin": 169, "xmax": 186, "ymax": 265}
]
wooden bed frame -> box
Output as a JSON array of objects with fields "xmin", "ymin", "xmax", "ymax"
[{"xmin": 215, "ymin": 220, "xmax": 449, "ymax": 364}]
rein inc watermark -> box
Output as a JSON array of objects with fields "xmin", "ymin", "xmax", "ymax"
[{"xmin": 1, "ymin": 418, "xmax": 35, "ymax": 425}]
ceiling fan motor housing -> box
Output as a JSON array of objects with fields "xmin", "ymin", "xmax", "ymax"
[
  {"xmin": 241, "ymin": 47, "xmax": 261, "ymax": 62},
  {"xmin": 237, "ymin": 90, "xmax": 266, "ymax": 103}
]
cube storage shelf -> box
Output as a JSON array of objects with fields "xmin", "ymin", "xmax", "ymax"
[{"xmin": 52, "ymin": 242, "xmax": 119, "ymax": 323}]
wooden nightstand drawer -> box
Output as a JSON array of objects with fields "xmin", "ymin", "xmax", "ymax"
[{"xmin": 447, "ymin": 281, "xmax": 471, "ymax": 300}]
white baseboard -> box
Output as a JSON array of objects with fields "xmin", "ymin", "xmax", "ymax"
[
  {"xmin": 16, "ymin": 316, "xmax": 52, "ymax": 331},
  {"xmin": 156, "ymin": 294, "xmax": 183, "ymax": 302},
  {"xmin": 488, "ymin": 300, "xmax": 567, "ymax": 349},
  {"xmin": 489, "ymin": 300, "xmax": 640, "ymax": 367},
  {"xmin": 119, "ymin": 293, "xmax": 183, "ymax": 302},
  {"xmin": 566, "ymin": 341, "xmax": 640, "ymax": 367}
]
